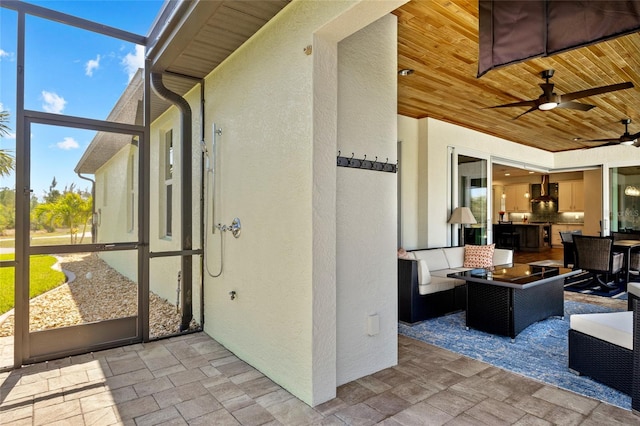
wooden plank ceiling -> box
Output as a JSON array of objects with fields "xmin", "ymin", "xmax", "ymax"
[
  {"xmin": 394, "ymin": 0, "xmax": 640, "ymax": 152},
  {"xmin": 151, "ymin": 0, "xmax": 640, "ymax": 153}
]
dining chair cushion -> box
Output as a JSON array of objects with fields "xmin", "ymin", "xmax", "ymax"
[{"xmin": 630, "ymin": 252, "xmax": 640, "ymax": 271}]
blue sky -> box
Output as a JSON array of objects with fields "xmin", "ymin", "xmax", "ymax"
[{"xmin": 0, "ymin": 0, "xmax": 163, "ymax": 199}]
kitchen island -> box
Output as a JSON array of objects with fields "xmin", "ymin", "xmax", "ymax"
[{"xmin": 494, "ymin": 223, "xmax": 550, "ymax": 252}]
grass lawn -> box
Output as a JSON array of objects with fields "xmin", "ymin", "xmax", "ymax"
[{"xmin": 0, "ymin": 254, "xmax": 66, "ymax": 315}]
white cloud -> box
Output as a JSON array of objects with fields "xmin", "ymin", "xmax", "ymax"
[
  {"xmin": 41, "ymin": 91, "xmax": 67, "ymax": 114},
  {"xmin": 85, "ymin": 54, "xmax": 101, "ymax": 76},
  {"xmin": 122, "ymin": 44, "xmax": 144, "ymax": 82},
  {"xmin": 56, "ymin": 137, "xmax": 79, "ymax": 150},
  {"xmin": 0, "ymin": 49, "xmax": 13, "ymax": 61}
]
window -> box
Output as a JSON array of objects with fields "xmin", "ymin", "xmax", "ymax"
[
  {"xmin": 455, "ymin": 154, "xmax": 488, "ymax": 245},
  {"xmin": 162, "ymin": 129, "xmax": 173, "ymax": 237},
  {"xmin": 127, "ymin": 151, "xmax": 136, "ymax": 232},
  {"xmin": 610, "ymin": 166, "xmax": 640, "ymax": 232}
]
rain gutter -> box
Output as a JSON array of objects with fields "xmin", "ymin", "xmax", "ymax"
[{"xmin": 150, "ymin": 72, "xmax": 193, "ymax": 331}]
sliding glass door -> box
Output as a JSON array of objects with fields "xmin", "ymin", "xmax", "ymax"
[
  {"xmin": 610, "ymin": 166, "xmax": 640, "ymax": 232},
  {"xmin": 452, "ymin": 152, "xmax": 489, "ymax": 245}
]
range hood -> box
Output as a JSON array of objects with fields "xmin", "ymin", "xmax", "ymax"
[{"xmin": 531, "ymin": 174, "xmax": 556, "ymax": 202}]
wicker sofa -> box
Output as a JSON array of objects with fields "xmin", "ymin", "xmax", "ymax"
[
  {"xmin": 568, "ymin": 300, "xmax": 640, "ymax": 413},
  {"xmin": 398, "ymin": 246, "xmax": 513, "ymax": 324}
]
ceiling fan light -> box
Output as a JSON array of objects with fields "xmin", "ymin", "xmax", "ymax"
[
  {"xmin": 538, "ymin": 101, "xmax": 558, "ymax": 111},
  {"xmin": 621, "ymin": 139, "xmax": 636, "ymax": 145}
]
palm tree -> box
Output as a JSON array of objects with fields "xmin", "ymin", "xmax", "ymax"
[
  {"xmin": 32, "ymin": 191, "xmax": 93, "ymax": 243},
  {"xmin": 0, "ymin": 110, "xmax": 15, "ymax": 177}
]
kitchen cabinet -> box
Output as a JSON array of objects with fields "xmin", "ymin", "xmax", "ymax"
[
  {"xmin": 494, "ymin": 223, "xmax": 546, "ymax": 251},
  {"xmin": 551, "ymin": 224, "xmax": 584, "ymax": 247},
  {"xmin": 504, "ymin": 184, "xmax": 531, "ymax": 212},
  {"xmin": 558, "ymin": 181, "xmax": 584, "ymax": 212},
  {"xmin": 519, "ymin": 224, "xmax": 545, "ymax": 251}
]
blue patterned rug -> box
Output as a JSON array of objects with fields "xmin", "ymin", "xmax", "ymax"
[{"xmin": 398, "ymin": 301, "xmax": 631, "ymax": 410}]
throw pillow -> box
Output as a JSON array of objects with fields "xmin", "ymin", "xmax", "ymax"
[
  {"xmin": 463, "ymin": 244, "xmax": 495, "ymax": 268},
  {"xmin": 398, "ymin": 248, "xmax": 414, "ymax": 260}
]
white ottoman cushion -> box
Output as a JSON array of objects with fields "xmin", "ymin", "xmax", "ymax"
[
  {"xmin": 628, "ymin": 281, "xmax": 640, "ymax": 298},
  {"xmin": 570, "ymin": 311, "xmax": 633, "ymax": 350}
]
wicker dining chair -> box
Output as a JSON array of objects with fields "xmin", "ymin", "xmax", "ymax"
[
  {"xmin": 559, "ymin": 230, "xmax": 582, "ymax": 268},
  {"xmin": 572, "ymin": 235, "xmax": 624, "ymax": 291}
]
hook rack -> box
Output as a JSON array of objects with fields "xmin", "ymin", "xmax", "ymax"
[{"xmin": 336, "ymin": 151, "xmax": 397, "ymax": 173}]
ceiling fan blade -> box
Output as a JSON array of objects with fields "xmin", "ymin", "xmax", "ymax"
[
  {"xmin": 556, "ymin": 101, "xmax": 595, "ymax": 111},
  {"xmin": 585, "ymin": 141, "xmax": 624, "ymax": 148},
  {"xmin": 583, "ymin": 138, "xmax": 621, "ymax": 143},
  {"xmin": 512, "ymin": 106, "xmax": 537, "ymax": 120},
  {"xmin": 560, "ymin": 82, "xmax": 634, "ymax": 103},
  {"xmin": 630, "ymin": 131, "xmax": 640, "ymax": 140},
  {"xmin": 488, "ymin": 100, "xmax": 537, "ymax": 109}
]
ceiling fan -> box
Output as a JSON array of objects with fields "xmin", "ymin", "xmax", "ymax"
[
  {"xmin": 582, "ymin": 118, "xmax": 640, "ymax": 147},
  {"xmin": 489, "ymin": 69, "xmax": 634, "ymax": 119}
]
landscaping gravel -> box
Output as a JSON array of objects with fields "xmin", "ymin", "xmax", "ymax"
[{"xmin": 0, "ymin": 252, "xmax": 198, "ymax": 338}]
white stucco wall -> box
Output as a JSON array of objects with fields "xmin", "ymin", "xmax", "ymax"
[
  {"xmin": 398, "ymin": 115, "xmax": 429, "ymax": 249},
  {"xmin": 335, "ymin": 14, "xmax": 398, "ymax": 385},
  {"xmin": 95, "ymin": 145, "xmax": 138, "ymax": 281},
  {"xmin": 196, "ymin": 0, "xmax": 405, "ymax": 406}
]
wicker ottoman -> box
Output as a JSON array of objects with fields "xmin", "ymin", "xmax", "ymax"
[{"xmin": 569, "ymin": 310, "xmax": 633, "ymax": 394}]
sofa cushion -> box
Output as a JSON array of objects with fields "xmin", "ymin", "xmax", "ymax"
[
  {"xmin": 418, "ymin": 276, "xmax": 455, "ymax": 295},
  {"xmin": 443, "ymin": 247, "xmax": 465, "ymax": 269},
  {"xmin": 413, "ymin": 249, "xmax": 449, "ymax": 271},
  {"xmin": 430, "ymin": 268, "xmax": 468, "ymax": 285},
  {"xmin": 417, "ymin": 260, "xmax": 431, "ymax": 285},
  {"xmin": 463, "ymin": 244, "xmax": 495, "ymax": 268},
  {"xmin": 570, "ymin": 311, "xmax": 632, "ymax": 350},
  {"xmin": 493, "ymin": 248, "xmax": 513, "ymax": 266}
]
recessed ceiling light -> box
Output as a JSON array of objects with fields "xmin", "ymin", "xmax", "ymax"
[
  {"xmin": 398, "ymin": 69, "xmax": 414, "ymax": 76},
  {"xmin": 505, "ymin": 173, "xmax": 511, "ymax": 176}
]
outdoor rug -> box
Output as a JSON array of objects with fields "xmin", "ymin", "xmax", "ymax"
[
  {"xmin": 398, "ymin": 301, "xmax": 631, "ymax": 410},
  {"xmin": 564, "ymin": 284, "xmax": 628, "ymax": 299}
]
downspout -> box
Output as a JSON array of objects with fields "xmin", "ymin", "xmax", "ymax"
[
  {"xmin": 151, "ymin": 72, "xmax": 193, "ymax": 331},
  {"xmin": 199, "ymin": 79, "xmax": 205, "ymax": 329},
  {"xmin": 77, "ymin": 173, "xmax": 96, "ymax": 243}
]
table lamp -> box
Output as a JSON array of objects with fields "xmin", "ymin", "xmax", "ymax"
[{"xmin": 448, "ymin": 206, "xmax": 477, "ymax": 246}]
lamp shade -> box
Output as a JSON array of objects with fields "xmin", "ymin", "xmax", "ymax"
[{"xmin": 448, "ymin": 207, "xmax": 477, "ymax": 225}]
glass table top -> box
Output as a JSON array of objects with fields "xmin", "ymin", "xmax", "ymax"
[{"xmin": 450, "ymin": 263, "xmax": 575, "ymax": 285}]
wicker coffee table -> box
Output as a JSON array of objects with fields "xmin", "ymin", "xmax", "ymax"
[{"xmin": 448, "ymin": 263, "xmax": 581, "ymax": 339}]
